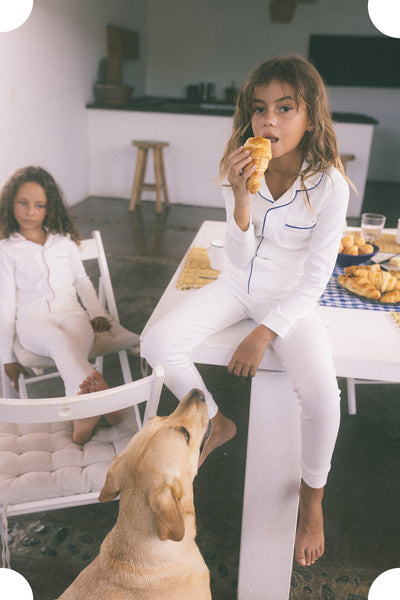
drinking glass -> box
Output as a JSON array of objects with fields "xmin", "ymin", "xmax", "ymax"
[{"xmin": 361, "ymin": 213, "xmax": 386, "ymax": 243}]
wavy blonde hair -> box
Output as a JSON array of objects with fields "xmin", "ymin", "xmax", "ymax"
[{"xmin": 220, "ymin": 54, "xmax": 351, "ymax": 190}]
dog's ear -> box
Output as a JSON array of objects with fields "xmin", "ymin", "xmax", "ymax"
[
  {"xmin": 149, "ymin": 478, "xmax": 185, "ymax": 542},
  {"xmin": 99, "ymin": 453, "xmax": 125, "ymax": 503}
]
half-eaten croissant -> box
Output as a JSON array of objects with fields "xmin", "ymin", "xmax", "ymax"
[{"xmin": 243, "ymin": 136, "xmax": 272, "ymax": 194}]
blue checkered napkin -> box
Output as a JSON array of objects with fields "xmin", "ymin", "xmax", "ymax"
[{"xmin": 319, "ymin": 265, "xmax": 396, "ymax": 313}]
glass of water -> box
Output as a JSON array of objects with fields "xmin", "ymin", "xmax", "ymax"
[{"xmin": 361, "ymin": 213, "xmax": 386, "ymax": 243}]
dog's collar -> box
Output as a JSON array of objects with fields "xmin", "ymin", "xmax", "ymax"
[{"xmin": 200, "ymin": 420, "xmax": 212, "ymax": 456}]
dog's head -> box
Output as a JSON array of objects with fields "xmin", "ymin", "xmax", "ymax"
[{"xmin": 99, "ymin": 388, "xmax": 209, "ymax": 542}]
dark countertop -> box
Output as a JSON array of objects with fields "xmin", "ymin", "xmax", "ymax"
[
  {"xmin": 86, "ymin": 96, "xmax": 379, "ymax": 124},
  {"xmin": 86, "ymin": 96, "xmax": 237, "ymax": 116}
]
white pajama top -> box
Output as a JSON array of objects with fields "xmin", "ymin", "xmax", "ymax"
[
  {"xmin": 223, "ymin": 165, "xmax": 349, "ymax": 338},
  {"xmin": 0, "ymin": 232, "xmax": 107, "ymax": 364}
]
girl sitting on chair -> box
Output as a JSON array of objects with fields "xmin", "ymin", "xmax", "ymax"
[{"xmin": 0, "ymin": 166, "xmax": 121, "ymax": 443}]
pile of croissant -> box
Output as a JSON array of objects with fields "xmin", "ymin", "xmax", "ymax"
[
  {"xmin": 339, "ymin": 234, "xmax": 374, "ymax": 256},
  {"xmin": 338, "ymin": 264, "xmax": 400, "ymax": 304}
]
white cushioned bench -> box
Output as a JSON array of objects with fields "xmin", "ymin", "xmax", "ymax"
[
  {"xmin": 0, "ymin": 408, "xmax": 137, "ymax": 510},
  {"xmin": 0, "ymin": 367, "xmax": 164, "ymax": 522}
]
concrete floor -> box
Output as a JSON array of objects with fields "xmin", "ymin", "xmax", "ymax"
[{"xmin": 4, "ymin": 183, "xmax": 400, "ymax": 599}]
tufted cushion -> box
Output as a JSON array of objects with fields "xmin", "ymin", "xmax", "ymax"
[
  {"xmin": 91, "ymin": 324, "xmax": 139, "ymax": 357},
  {"xmin": 0, "ymin": 408, "xmax": 138, "ymax": 507},
  {"xmin": 13, "ymin": 324, "xmax": 140, "ymax": 369}
]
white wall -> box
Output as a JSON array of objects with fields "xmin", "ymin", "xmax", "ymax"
[
  {"xmin": 0, "ymin": 0, "xmax": 146, "ymax": 205},
  {"xmin": 146, "ymin": 0, "xmax": 400, "ymax": 183},
  {"xmin": 0, "ymin": 0, "xmax": 398, "ymax": 209}
]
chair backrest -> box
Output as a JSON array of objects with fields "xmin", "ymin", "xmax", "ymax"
[
  {"xmin": 0, "ymin": 367, "xmax": 164, "ymax": 526},
  {"xmin": 79, "ymin": 230, "xmax": 120, "ymax": 323},
  {"xmin": 0, "ymin": 365, "xmax": 164, "ymax": 425}
]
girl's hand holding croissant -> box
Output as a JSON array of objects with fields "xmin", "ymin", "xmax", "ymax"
[
  {"xmin": 227, "ymin": 147, "xmax": 255, "ymax": 231},
  {"xmin": 227, "ymin": 147, "xmax": 255, "ymax": 194}
]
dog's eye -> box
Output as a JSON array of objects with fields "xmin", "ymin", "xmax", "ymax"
[{"xmin": 179, "ymin": 426, "xmax": 190, "ymax": 445}]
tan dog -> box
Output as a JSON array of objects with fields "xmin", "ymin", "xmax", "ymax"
[{"xmin": 58, "ymin": 388, "xmax": 212, "ymax": 600}]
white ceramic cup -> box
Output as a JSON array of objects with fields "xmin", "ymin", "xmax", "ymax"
[
  {"xmin": 361, "ymin": 213, "xmax": 386, "ymax": 243},
  {"xmin": 207, "ymin": 239, "xmax": 227, "ymax": 271}
]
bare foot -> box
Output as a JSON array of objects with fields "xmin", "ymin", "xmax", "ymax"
[
  {"xmin": 78, "ymin": 369, "xmax": 109, "ymax": 394},
  {"xmin": 198, "ymin": 410, "xmax": 237, "ymax": 467},
  {"xmin": 72, "ymin": 416, "xmax": 102, "ymax": 444},
  {"xmin": 73, "ymin": 370, "xmax": 122, "ymax": 443},
  {"xmin": 295, "ymin": 482, "xmax": 325, "ymax": 566},
  {"xmin": 104, "ymin": 411, "xmax": 123, "ymax": 425}
]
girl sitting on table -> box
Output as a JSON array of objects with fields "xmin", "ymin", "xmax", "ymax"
[
  {"xmin": 0, "ymin": 166, "xmax": 122, "ymax": 444},
  {"xmin": 142, "ymin": 54, "xmax": 350, "ymax": 567}
]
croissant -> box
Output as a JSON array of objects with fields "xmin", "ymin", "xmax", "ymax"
[
  {"xmin": 344, "ymin": 264, "xmax": 380, "ymax": 277},
  {"xmin": 341, "ymin": 235, "xmax": 354, "ymax": 249},
  {"xmin": 389, "ymin": 270, "xmax": 400, "ymax": 280},
  {"xmin": 243, "ymin": 136, "xmax": 272, "ymax": 194},
  {"xmin": 364, "ymin": 270, "xmax": 400, "ymax": 293},
  {"xmin": 338, "ymin": 275, "xmax": 381, "ymax": 300},
  {"xmin": 358, "ymin": 243, "xmax": 375, "ymax": 255},
  {"xmin": 380, "ymin": 290, "xmax": 400, "ymax": 304},
  {"xmin": 342, "ymin": 245, "xmax": 358, "ymax": 256},
  {"xmin": 353, "ymin": 236, "xmax": 366, "ymax": 247}
]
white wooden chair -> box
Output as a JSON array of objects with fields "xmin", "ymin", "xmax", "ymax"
[
  {"xmin": 1, "ymin": 230, "xmax": 141, "ymax": 423},
  {"xmin": 0, "ymin": 365, "xmax": 164, "ymax": 566}
]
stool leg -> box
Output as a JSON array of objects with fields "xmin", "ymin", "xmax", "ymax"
[
  {"xmin": 153, "ymin": 148, "xmax": 163, "ymax": 214},
  {"xmin": 129, "ymin": 148, "xmax": 148, "ymax": 211},
  {"xmin": 159, "ymin": 148, "xmax": 170, "ymax": 208}
]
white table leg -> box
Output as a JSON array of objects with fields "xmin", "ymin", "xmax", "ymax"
[{"xmin": 238, "ymin": 370, "xmax": 301, "ymax": 600}]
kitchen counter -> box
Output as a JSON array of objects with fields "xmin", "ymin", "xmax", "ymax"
[
  {"xmin": 87, "ymin": 96, "xmax": 237, "ymax": 117},
  {"xmin": 87, "ymin": 96, "xmax": 378, "ymax": 125},
  {"xmin": 87, "ymin": 97, "xmax": 377, "ymax": 216}
]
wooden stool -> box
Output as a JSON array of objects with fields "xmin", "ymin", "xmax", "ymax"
[{"xmin": 129, "ymin": 141, "xmax": 170, "ymax": 213}]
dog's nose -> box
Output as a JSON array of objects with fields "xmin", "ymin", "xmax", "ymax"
[{"xmin": 187, "ymin": 388, "xmax": 206, "ymax": 403}]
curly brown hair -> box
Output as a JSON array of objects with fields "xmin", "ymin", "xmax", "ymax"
[
  {"xmin": 0, "ymin": 166, "xmax": 81, "ymax": 242},
  {"xmin": 220, "ymin": 54, "xmax": 350, "ymax": 188}
]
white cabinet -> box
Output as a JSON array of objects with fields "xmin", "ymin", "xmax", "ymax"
[
  {"xmin": 88, "ymin": 106, "xmax": 375, "ymax": 218},
  {"xmin": 333, "ymin": 120, "xmax": 376, "ymax": 218}
]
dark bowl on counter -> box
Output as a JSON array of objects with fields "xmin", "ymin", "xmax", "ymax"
[{"xmin": 336, "ymin": 244, "xmax": 379, "ymax": 267}]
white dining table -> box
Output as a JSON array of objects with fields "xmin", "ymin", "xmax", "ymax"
[{"xmin": 140, "ymin": 221, "xmax": 400, "ymax": 600}]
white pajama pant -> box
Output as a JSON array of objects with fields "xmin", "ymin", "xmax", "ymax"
[
  {"xmin": 142, "ymin": 277, "xmax": 341, "ymax": 489},
  {"xmin": 17, "ymin": 308, "xmax": 94, "ymax": 397}
]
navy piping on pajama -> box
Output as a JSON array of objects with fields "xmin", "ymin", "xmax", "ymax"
[{"xmin": 247, "ymin": 173, "xmax": 324, "ymax": 294}]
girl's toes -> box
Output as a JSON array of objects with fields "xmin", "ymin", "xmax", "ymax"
[{"xmin": 295, "ymin": 553, "xmax": 307, "ymax": 566}]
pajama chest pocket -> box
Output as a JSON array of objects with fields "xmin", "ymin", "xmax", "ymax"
[
  {"xmin": 281, "ymin": 219, "xmax": 316, "ymax": 249},
  {"xmin": 54, "ymin": 250, "xmax": 71, "ymax": 269},
  {"xmin": 49, "ymin": 250, "xmax": 74, "ymax": 287}
]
